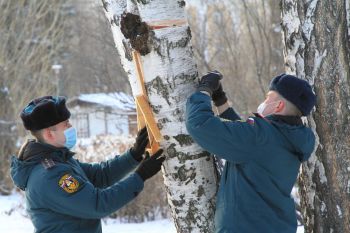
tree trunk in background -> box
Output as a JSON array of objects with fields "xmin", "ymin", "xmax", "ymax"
[
  {"xmin": 267, "ymin": 0, "xmax": 285, "ymax": 75},
  {"xmin": 0, "ymin": 77, "xmax": 16, "ymax": 195},
  {"xmin": 281, "ymin": 0, "xmax": 350, "ymax": 232},
  {"xmin": 102, "ymin": 1, "xmax": 217, "ymax": 232}
]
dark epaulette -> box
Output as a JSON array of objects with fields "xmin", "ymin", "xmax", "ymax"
[
  {"xmin": 253, "ymin": 112, "xmax": 271, "ymax": 123},
  {"xmin": 253, "ymin": 112, "xmax": 264, "ymax": 118},
  {"xmin": 41, "ymin": 158, "xmax": 56, "ymax": 170}
]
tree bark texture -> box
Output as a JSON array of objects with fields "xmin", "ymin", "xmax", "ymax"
[
  {"xmin": 281, "ymin": 0, "xmax": 350, "ymax": 232},
  {"xmin": 102, "ymin": 1, "xmax": 218, "ymax": 232}
]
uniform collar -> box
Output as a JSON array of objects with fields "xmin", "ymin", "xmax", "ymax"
[
  {"xmin": 252, "ymin": 113, "xmax": 303, "ymax": 126},
  {"xmin": 266, "ymin": 114, "xmax": 303, "ymax": 126},
  {"xmin": 19, "ymin": 140, "xmax": 75, "ymax": 162}
]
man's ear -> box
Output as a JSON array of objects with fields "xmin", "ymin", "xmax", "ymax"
[
  {"xmin": 42, "ymin": 128, "xmax": 53, "ymax": 142},
  {"xmin": 275, "ymin": 100, "xmax": 285, "ymax": 113}
]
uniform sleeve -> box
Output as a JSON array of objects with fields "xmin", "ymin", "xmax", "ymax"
[
  {"xmin": 77, "ymin": 150, "xmax": 139, "ymax": 188},
  {"xmin": 39, "ymin": 167, "xmax": 144, "ymax": 219},
  {"xmin": 219, "ymin": 107, "xmax": 241, "ymax": 121},
  {"xmin": 185, "ymin": 92, "xmax": 267, "ymax": 163}
]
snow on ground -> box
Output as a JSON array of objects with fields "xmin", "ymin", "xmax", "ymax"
[
  {"xmin": 0, "ymin": 191, "xmax": 176, "ymax": 233},
  {"xmin": 102, "ymin": 219, "xmax": 176, "ymax": 233},
  {"xmin": 1, "ymin": 191, "xmax": 304, "ymax": 232}
]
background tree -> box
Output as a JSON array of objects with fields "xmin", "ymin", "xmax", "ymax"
[
  {"xmin": 187, "ymin": 0, "xmax": 285, "ymax": 116},
  {"xmin": 0, "ymin": 0, "xmax": 70, "ymax": 192},
  {"xmin": 281, "ymin": 0, "xmax": 350, "ymax": 232},
  {"xmin": 0, "ymin": 0, "xmax": 70, "ymax": 111},
  {"xmin": 66, "ymin": 0, "xmax": 130, "ymax": 95},
  {"xmin": 0, "ymin": 0, "xmax": 131, "ymax": 193},
  {"xmin": 0, "ymin": 77, "xmax": 15, "ymax": 195}
]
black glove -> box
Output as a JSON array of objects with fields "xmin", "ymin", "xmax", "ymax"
[
  {"xmin": 197, "ymin": 70, "xmax": 223, "ymax": 96},
  {"xmin": 212, "ymin": 83, "xmax": 228, "ymax": 107},
  {"xmin": 130, "ymin": 127, "xmax": 149, "ymax": 162},
  {"xmin": 136, "ymin": 149, "xmax": 165, "ymax": 181}
]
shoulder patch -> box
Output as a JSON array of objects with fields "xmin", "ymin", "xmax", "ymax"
[
  {"xmin": 246, "ymin": 117, "xmax": 255, "ymax": 125},
  {"xmin": 58, "ymin": 174, "xmax": 79, "ymax": 193},
  {"xmin": 41, "ymin": 158, "xmax": 56, "ymax": 169}
]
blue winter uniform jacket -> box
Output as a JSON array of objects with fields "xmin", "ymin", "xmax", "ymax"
[
  {"xmin": 10, "ymin": 141, "xmax": 143, "ymax": 233},
  {"xmin": 185, "ymin": 92, "xmax": 315, "ymax": 233}
]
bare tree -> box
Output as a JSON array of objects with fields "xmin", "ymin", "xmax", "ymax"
[
  {"xmin": 65, "ymin": 0, "xmax": 130, "ymax": 95},
  {"xmin": 187, "ymin": 0, "xmax": 285, "ymax": 116},
  {"xmin": 0, "ymin": 0, "xmax": 70, "ymax": 112},
  {"xmin": 281, "ymin": 0, "xmax": 350, "ymax": 232},
  {"xmin": 0, "ymin": 76, "xmax": 16, "ymax": 195},
  {"xmin": 0, "ymin": 0, "xmax": 70, "ymax": 191}
]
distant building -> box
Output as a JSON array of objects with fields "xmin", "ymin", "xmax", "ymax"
[{"xmin": 67, "ymin": 92, "xmax": 137, "ymax": 138}]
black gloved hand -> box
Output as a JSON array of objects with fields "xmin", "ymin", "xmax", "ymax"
[
  {"xmin": 136, "ymin": 149, "xmax": 165, "ymax": 181},
  {"xmin": 197, "ymin": 70, "xmax": 223, "ymax": 96},
  {"xmin": 212, "ymin": 83, "xmax": 228, "ymax": 107},
  {"xmin": 130, "ymin": 127, "xmax": 149, "ymax": 162}
]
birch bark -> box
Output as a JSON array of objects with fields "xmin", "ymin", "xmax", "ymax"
[{"xmin": 102, "ymin": 1, "xmax": 217, "ymax": 232}]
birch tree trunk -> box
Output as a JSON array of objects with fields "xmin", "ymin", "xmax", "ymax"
[
  {"xmin": 281, "ymin": 1, "xmax": 350, "ymax": 232},
  {"xmin": 102, "ymin": 1, "xmax": 217, "ymax": 232}
]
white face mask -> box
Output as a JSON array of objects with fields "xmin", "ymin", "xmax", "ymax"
[{"xmin": 257, "ymin": 101, "xmax": 279, "ymax": 116}]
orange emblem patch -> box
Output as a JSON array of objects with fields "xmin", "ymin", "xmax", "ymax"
[{"xmin": 58, "ymin": 174, "xmax": 79, "ymax": 193}]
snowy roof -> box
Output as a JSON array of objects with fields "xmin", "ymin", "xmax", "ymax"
[{"xmin": 68, "ymin": 92, "xmax": 135, "ymax": 111}]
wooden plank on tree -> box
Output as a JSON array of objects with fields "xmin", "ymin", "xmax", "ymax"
[
  {"xmin": 135, "ymin": 95, "xmax": 162, "ymax": 142},
  {"xmin": 136, "ymin": 96, "xmax": 161, "ymax": 155},
  {"xmin": 132, "ymin": 50, "xmax": 162, "ymax": 154},
  {"xmin": 147, "ymin": 131, "xmax": 160, "ymax": 155},
  {"xmin": 132, "ymin": 51, "xmax": 147, "ymax": 96},
  {"xmin": 147, "ymin": 19, "xmax": 187, "ymax": 30},
  {"xmin": 136, "ymin": 103, "xmax": 146, "ymax": 130}
]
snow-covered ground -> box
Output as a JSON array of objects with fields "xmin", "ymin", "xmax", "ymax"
[
  {"xmin": 0, "ymin": 192, "xmax": 176, "ymax": 233},
  {"xmin": 1, "ymin": 191, "xmax": 304, "ymax": 233}
]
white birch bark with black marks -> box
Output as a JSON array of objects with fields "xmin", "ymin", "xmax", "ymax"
[
  {"xmin": 281, "ymin": 0, "xmax": 350, "ymax": 232},
  {"xmin": 102, "ymin": 1, "xmax": 218, "ymax": 232}
]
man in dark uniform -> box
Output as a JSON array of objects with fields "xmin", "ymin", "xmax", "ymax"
[
  {"xmin": 186, "ymin": 72, "xmax": 316, "ymax": 233},
  {"xmin": 11, "ymin": 95, "xmax": 165, "ymax": 233}
]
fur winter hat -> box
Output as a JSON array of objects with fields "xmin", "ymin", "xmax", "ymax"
[
  {"xmin": 20, "ymin": 96, "xmax": 71, "ymax": 131},
  {"xmin": 269, "ymin": 74, "xmax": 316, "ymax": 116}
]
